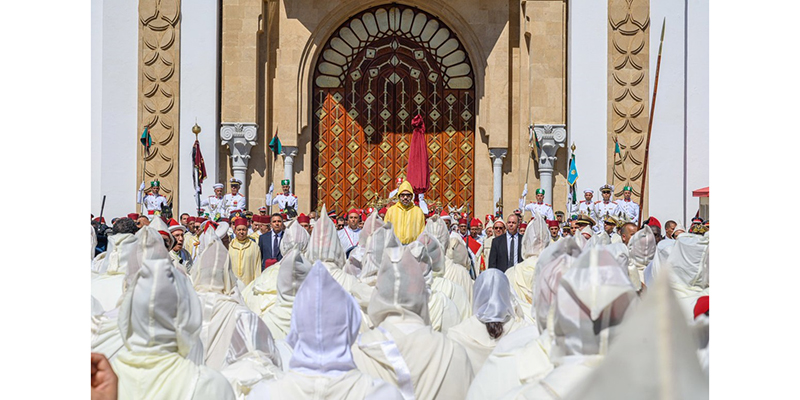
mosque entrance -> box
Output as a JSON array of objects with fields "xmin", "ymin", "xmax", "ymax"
[{"xmin": 311, "ymin": 4, "xmax": 476, "ymax": 214}]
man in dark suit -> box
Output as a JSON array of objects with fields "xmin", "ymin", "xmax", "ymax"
[
  {"xmin": 488, "ymin": 214, "xmax": 523, "ymax": 272},
  {"xmin": 258, "ymin": 213, "xmax": 285, "ymax": 270}
]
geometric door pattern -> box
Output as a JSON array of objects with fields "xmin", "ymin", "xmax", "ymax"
[{"xmin": 312, "ymin": 5, "xmax": 476, "ymax": 214}]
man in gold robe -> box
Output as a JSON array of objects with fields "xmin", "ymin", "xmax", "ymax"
[
  {"xmin": 383, "ymin": 180, "xmax": 425, "ymax": 244},
  {"xmin": 228, "ymin": 217, "xmax": 262, "ymax": 285}
]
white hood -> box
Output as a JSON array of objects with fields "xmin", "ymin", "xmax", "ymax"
[
  {"xmin": 117, "ymin": 226, "xmax": 203, "ymax": 358},
  {"xmin": 276, "ymin": 248, "xmax": 313, "ymax": 301},
  {"xmin": 446, "ymin": 232, "xmax": 470, "ymax": 268},
  {"xmin": 367, "ymin": 244, "xmax": 431, "ymax": 326},
  {"xmin": 280, "ymin": 219, "xmax": 311, "ymax": 255},
  {"xmin": 95, "ymin": 233, "xmax": 138, "ymax": 275},
  {"xmin": 533, "ymin": 237, "xmax": 582, "ymax": 335},
  {"xmin": 306, "ymin": 206, "xmax": 345, "ymax": 268},
  {"xmin": 191, "ymin": 233, "xmax": 236, "ymax": 295},
  {"xmin": 564, "ymin": 264, "xmax": 709, "ymax": 400},
  {"xmin": 551, "ymin": 247, "xmax": 639, "ymax": 359},
  {"xmin": 286, "ymin": 261, "xmax": 361, "ymax": 375},
  {"xmin": 424, "ymin": 216, "xmax": 451, "ymax": 252},
  {"xmin": 522, "ymin": 211, "xmax": 549, "ymax": 259},
  {"xmin": 472, "ymin": 269, "xmax": 514, "ymax": 323},
  {"xmin": 359, "ymin": 222, "xmax": 402, "ymax": 286}
]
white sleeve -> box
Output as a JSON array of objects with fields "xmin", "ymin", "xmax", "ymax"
[{"xmin": 240, "ymin": 195, "xmax": 246, "ymax": 210}]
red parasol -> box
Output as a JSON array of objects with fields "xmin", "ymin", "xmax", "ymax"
[{"xmin": 406, "ymin": 114, "xmax": 431, "ymax": 194}]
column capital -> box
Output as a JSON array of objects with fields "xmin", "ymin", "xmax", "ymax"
[
  {"xmin": 489, "ymin": 148, "xmax": 508, "ymax": 160},
  {"xmin": 220, "ymin": 122, "xmax": 258, "ymax": 196},
  {"xmin": 533, "ymin": 124, "xmax": 566, "ymax": 171},
  {"xmin": 281, "ymin": 146, "xmax": 299, "ymax": 158}
]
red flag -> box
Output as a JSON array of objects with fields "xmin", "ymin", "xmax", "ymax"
[
  {"xmin": 406, "ymin": 115, "xmax": 430, "ymax": 194},
  {"xmin": 192, "ymin": 139, "xmax": 207, "ymax": 184},
  {"xmin": 466, "ymin": 236, "xmax": 482, "ymax": 257}
]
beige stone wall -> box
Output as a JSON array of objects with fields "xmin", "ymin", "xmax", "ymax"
[
  {"xmin": 137, "ymin": 0, "xmax": 181, "ymax": 206},
  {"xmin": 608, "ymin": 0, "xmax": 650, "ymax": 217},
  {"xmin": 217, "ymin": 0, "xmax": 572, "ymax": 219}
]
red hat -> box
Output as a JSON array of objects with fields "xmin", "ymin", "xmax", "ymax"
[
  {"xmin": 203, "ymin": 220, "xmax": 219, "ymax": 233},
  {"xmin": 693, "ymin": 296, "xmax": 709, "ymax": 319},
  {"xmin": 458, "ymin": 218, "xmax": 468, "ymax": 226},
  {"xmin": 440, "ymin": 210, "xmax": 451, "ymax": 220},
  {"xmin": 348, "ymin": 208, "xmax": 360, "ymax": 216},
  {"xmin": 187, "ymin": 216, "xmax": 196, "ymax": 223},
  {"xmin": 378, "ymin": 207, "xmax": 387, "ymax": 215},
  {"xmin": 258, "ymin": 206, "xmax": 267, "ymax": 211},
  {"xmin": 127, "ymin": 213, "xmax": 140, "ymax": 220},
  {"xmin": 93, "ymin": 217, "xmax": 106, "ymax": 224},
  {"xmin": 485, "ymin": 214, "xmax": 495, "ymax": 224},
  {"xmin": 297, "ymin": 213, "xmax": 310, "ymax": 224},
  {"xmin": 647, "ymin": 217, "xmax": 661, "ymax": 229},
  {"xmin": 519, "ymin": 223, "xmax": 528, "ymax": 229},
  {"xmin": 547, "ymin": 220, "xmax": 559, "ymax": 228},
  {"xmin": 168, "ymin": 218, "xmax": 186, "ymax": 233},
  {"xmin": 280, "ymin": 213, "xmax": 288, "ymax": 220},
  {"xmin": 233, "ymin": 217, "xmax": 248, "ymax": 228},
  {"xmin": 470, "ymin": 218, "xmax": 482, "ymax": 228}
]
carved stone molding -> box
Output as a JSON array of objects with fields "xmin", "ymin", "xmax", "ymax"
[
  {"xmin": 138, "ymin": 0, "xmax": 181, "ymax": 205},
  {"xmin": 220, "ymin": 122, "xmax": 258, "ymax": 195},
  {"xmin": 608, "ymin": 0, "xmax": 649, "ymax": 201},
  {"xmin": 534, "ymin": 124, "xmax": 567, "ymax": 205}
]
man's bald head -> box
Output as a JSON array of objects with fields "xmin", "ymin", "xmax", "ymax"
[{"xmin": 620, "ymin": 222, "xmax": 638, "ymax": 245}]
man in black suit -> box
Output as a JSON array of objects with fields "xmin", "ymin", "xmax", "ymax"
[
  {"xmin": 488, "ymin": 214, "xmax": 523, "ymax": 272},
  {"xmin": 258, "ymin": 213, "xmax": 285, "ymax": 270}
]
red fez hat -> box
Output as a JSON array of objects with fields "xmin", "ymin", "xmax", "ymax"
[
  {"xmin": 694, "ymin": 296, "xmax": 709, "ymax": 319},
  {"xmin": 348, "ymin": 208, "xmax": 360, "ymax": 216},
  {"xmin": 93, "ymin": 217, "xmax": 106, "ymax": 224},
  {"xmin": 647, "ymin": 216, "xmax": 661, "ymax": 229},
  {"xmin": 458, "ymin": 218, "xmax": 468, "ymax": 226},
  {"xmin": 470, "ymin": 218, "xmax": 482, "ymax": 228},
  {"xmin": 297, "ymin": 213, "xmax": 310, "ymax": 224},
  {"xmin": 485, "ymin": 214, "xmax": 495, "ymax": 224},
  {"xmin": 127, "ymin": 213, "xmax": 140, "ymax": 220},
  {"xmin": 547, "ymin": 220, "xmax": 559, "ymax": 228},
  {"xmin": 187, "ymin": 216, "xmax": 196, "ymax": 223},
  {"xmin": 234, "ymin": 217, "xmax": 248, "ymax": 227},
  {"xmin": 519, "ymin": 222, "xmax": 528, "ymax": 228}
]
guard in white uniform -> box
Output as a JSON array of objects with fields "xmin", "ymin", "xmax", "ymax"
[
  {"xmin": 139, "ymin": 180, "xmax": 168, "ymax": 219},
  {"xmin": 594, "ymin": 184, "xmax": 621, "ymax": 227},
  {"xmin": 271, "ymin": 179, "xmax": 298, "ymax": 212},
  {"xmin": 578, "ymin": 188, "xmax": 599, "ymax": 223},
  {"xmin": 201, "ymin": 183, "xmax": 227, "ymax": 221},
  {"xmin": 223, "ymin": 178, "xmax": 246, "ymax": 216},
  {"xmin": 616, "ymin": 185, "xmax": 640, "ymax": 224},
  {"xmin": 523, "ymin": 188, "xmax": 555, "ymax": 220}
]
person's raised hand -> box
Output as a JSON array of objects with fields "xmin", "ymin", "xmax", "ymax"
[{"xmin": 91, "ymin": 352, "xmax": 118, "ymax": 400}]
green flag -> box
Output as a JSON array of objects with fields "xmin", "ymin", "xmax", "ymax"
[
  {"xmin": 269, "ymin": 129, "xmax": 282, "ymax": 160},
  {"xmin": 140, "ymin": 126, "xmax": 152, "ymax": 156},
  {"xmin": 614, "ymin": 136, "xmax": 621, "ymax": 155}
]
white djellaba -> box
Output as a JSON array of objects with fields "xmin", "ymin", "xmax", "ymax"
[
  {"xmin": 91, "ymin": 231, "xmax": 139, "ymax": 311},
  {"xmin": 424, "ymin": 216, "xmax": 472, "ymax": 320},
  {"xmin": 352, "ymin": 242, "xmax": 474, "ymax": 400},
  {"xmin": 248, "ymin": 262, "xmax": 403, "ymax": 400},
  {"xmin": 304, "ymin": 206, "xmax": 374, "ymax": 331},
  {"xmin": 343, "ymin": 209, "xmax": 385, "ymax": 278},
  {"xmin": 498, "ymin": 247, "xmax": 639, "ymax": 400},
  {"xmin": 447, "ymin": 269, "xmax": 530, "ymax": 374},
  {"xmin": 417, "ymin": 232, "xmax": 462, "ymax": 333},
  {"xmin": 242, "ymin": 219, "xmax": 309, "ymax": 318},
  {"xmin": 665, "ymin": 231, "xmax": 710, "ymax": 322},
  {"xmin": 505, "ymin": 211, "xmax": 550, "ymax": 324},
  {"xmin": 445, "ymin": 231, "xmax": 475, "ymax": 303},
  {"xmin": 191, "ymin": 231, "xmax": 281, "ymax": 372},
  {"xmin": 111, "ymin": 224, "xmax": 235, "ymax": 400},
  {"xmin": 356, "ymin": 213, "xmax": 401, "ymax": 287},
  {"xmin": 260, "ymin": 248, "xmax": 313, "ymax": 341},
  {"xmin": 563, "ymin": 263, "xmax": 709, "ymax": 400},
  {"xmin": 627, "ymin": 225, "xmax": 657, "ymax": 290},
  {"xmin": 466, "ymin": 237, "xmax": 582, "ymax": 400},
  {"xmin": 220, "ymin": 313, "xmax": 283, "ymax": 400}
]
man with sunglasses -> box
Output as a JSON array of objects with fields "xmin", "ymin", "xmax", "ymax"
[
  {"xmin": 383, "ymin": 180, "xmax": 425, "ymax": 244},
  {"xmin": 487, "ymin": 214, "xmax": 523, "ymax": 273}
]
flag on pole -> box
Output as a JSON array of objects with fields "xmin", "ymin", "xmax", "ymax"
[
  {"xmin": 269, "ymin": 129, "xmax": 282, "ymax": 160},
  {"xmin": 614, "ymin": 136, "xmax": 621, "ymax": 156},
  {"xmin": 567, "ymin": 154, "xmax": 578, "ymax": 186},
  {"xmin": 140, "ymin": 126, "xmax": 152, "ymax": 156},
  {"xmin": 192, "ymin": 139, "xmax": 207, "ymax": 186}
]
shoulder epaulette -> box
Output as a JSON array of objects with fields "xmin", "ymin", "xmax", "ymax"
[
  {"xmin": 291, "ymin": 194, "xmax": 297, "ymax": 198},
  {"xmin": 595, "ymin": 201, "xmax": 601, "ymax": 204},
  {"xmin": 545, "ymin": 203, "xmax": 551, "ymax": 206}
]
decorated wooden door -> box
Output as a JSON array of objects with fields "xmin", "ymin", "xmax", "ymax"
[{"xmin": 312, "ymin": 5, "xmax": 476, "ymax": 215}]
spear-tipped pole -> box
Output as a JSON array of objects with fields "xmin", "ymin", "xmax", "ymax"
[{"xmin": 639, "ymin": 18, "xmax": 665, "ymax": 220}]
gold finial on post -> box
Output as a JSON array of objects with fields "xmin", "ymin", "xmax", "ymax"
[{"xmin": 192, "ymin": 118, "xmax": 201, "ymax": 137}]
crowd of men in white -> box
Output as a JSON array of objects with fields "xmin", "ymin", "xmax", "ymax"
[{"xmin": 90, "ymin": 207, "xmax": 710, "ymax": 400}]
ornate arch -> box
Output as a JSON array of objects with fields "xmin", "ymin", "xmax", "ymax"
[{"xmin": 310, "ymin": 4, "xmax": 476, "ymax": 213}]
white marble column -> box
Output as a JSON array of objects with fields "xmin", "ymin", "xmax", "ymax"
[
  {"xmin": 220, "ymin": 122, "xmax": 258, "ymax": 196},
  {"xmin": 533, "ymin": 124, "xmax": 567, "ymax": 205},
  {"xmin": 281, "ymin": 146, "xmax": 299, "ymax": 193},
  {"xmin": 489, "ymin": 148, "xmax": 508, "ymax": 214}
]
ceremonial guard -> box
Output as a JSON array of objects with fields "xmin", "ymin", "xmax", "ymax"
[
  {"xmin": 139, "ymin": 180, "xmax": 168, "ymax": 219},
  {"xmin": 578, "ymin": 189, "xmax": 599, "ymax": 222},
  {"xmin": 201, "ymin": 183, "xmax": 227, "ymax": 220},
  {"xmin": 270, "ymin": 179, "xmax": 298, "ymax": 213},
  {"xmin": 616, "ymin": 185, "xmax": 640, "ymax": 224},
  {"xmin": 223, "ymin": 178, "xmax": 246, "ymax": 216},
  {"xmin": 594, "ymin": 185, "xmax": 621, "ymax": 230},
  {"xmin": 523, "ymin": 188, "xmax": 555, "ymax": 221}
]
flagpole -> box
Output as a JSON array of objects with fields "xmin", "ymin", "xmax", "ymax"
[
  {"xmin": 140, "ymin": 125, "xmax": 149, "ymax": 215},
  {"xmin": 192, "ymin": 122, "xmax": 202, "ymax": 216},
  {"xmin": 639, "ymin": 18, "xmax": 666, "ymax": 220}
]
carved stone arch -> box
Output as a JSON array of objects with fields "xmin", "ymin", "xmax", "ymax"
[
  {"xmin": 296, "ymin": 0, "xmax": 486, "ymax": 135},
  {"xmin": 310, "ymin": 4, "xmax": 477, "ymax": 213}
]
